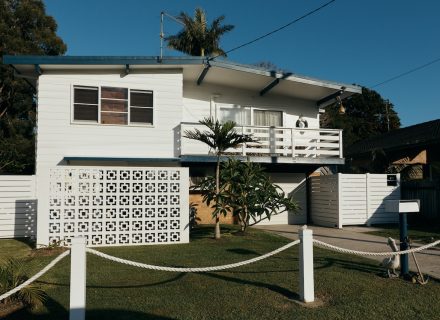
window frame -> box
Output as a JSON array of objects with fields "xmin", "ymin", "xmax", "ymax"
[
  {"xmin": 71, "ymin": 84, "xmax": 155, "ymax": 127},
  {"xmin": 214, "ymin": 104, "xmax": 285, "ymax": 128}
]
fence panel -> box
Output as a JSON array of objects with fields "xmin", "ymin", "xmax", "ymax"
[
  {"xmin": 0, "ymin": 175, "xmax": 37, "ymax": 238},
  {"xmin": 402, "ymin": 179, "xmax": 439, "ymax": 221},
  {"xmin": 310, "ymin": 175, "xmax": 339, "ymax": 228}
]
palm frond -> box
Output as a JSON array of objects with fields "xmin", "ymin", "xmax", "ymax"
[{"xmin": 165, "ymin": 8, "xmax": 234, "ymax": 57}]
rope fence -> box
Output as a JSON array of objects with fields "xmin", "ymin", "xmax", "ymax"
[
  {"xmin": 1, "ymin": 231, "xmax": 439, "ymax": 320},
  {"xmin": 86, "ymin": 239, "xmax": 301, "ymax": 272},
  {"xmin": 313, "ymin": 239, "xmax": 440, "ymax": 257}
]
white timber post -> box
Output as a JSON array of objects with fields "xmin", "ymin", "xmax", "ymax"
[
  {"xmin": 242, "ymin": 126, "xmax": 246, "ymax": 156},
  {"xmin": 299, "ymin": 225, "xmax": 315, "ymax": 303},
  {"xmin": 70, "ymin": 237, "xmax": 86, "ymax": 320}
]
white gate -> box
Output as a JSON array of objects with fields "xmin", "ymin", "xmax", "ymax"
[{"xmin": 48, "ymin": 167, "xmax": 189, "ymax": 247}]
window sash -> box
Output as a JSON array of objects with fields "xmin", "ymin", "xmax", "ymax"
[
  {"xmin": 253, "ymin": 110, "xmax": 283, "ymax": 127},
  {"xmin": 73, "ymin": 85, "xmax": 153, "ymax": 126},
  {"xmin": 73, "ymin": 86, "xmax": 99, "ymax": 122}
]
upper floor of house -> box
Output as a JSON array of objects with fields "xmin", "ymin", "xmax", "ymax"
[{"xmin": 4, "ymin": 55, "xmax": 361, "ymax": 167}]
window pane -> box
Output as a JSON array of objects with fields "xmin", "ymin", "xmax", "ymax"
[
  {"xmin": 74, "ymin": 87, "xmax": 98, "ymax": 104},
  {"xmin": 131, "ymin": 91, "xmax": 153, "ymax": 107},
  {"xmin": 219, "ymin": 105, "xmax": 250, "ymax": 126},
  {"xmin": 101, "ymin": 112, "xmax": 128, "ymax": 125},
  {"xmin": 74, "ymin": 104, "xmax": 98, "ymax": 121},
  {"xmin": 130, "ymin": 107, "xmax": 153, "ymax": 124},
  {"xmin": 254, "ymin": 110, "xmax": 282, "ymax": 126},
  {"xmin": 101, "ymin": 100, "xmax": 128, "ymax": 112},
  {"xmin": 101, "ymin": 87, "xmax": 128, "ymax": 99}
]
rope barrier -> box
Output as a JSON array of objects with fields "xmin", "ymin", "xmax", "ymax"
[
  {"xmin": 313, "ymin": 239, "xmax": 440, "ymax": 257},
  {"xmin": 0, "ymin": 250, "xmax": 70, "ymax": 302},
  {"xmin": 86, "ymin": 239, "xmax": 301, "ymax": 272},
  {"xmin": 1, "ymin": 237, "xmax": 438, "ymax": 304}
]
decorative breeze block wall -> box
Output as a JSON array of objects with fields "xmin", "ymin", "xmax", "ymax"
[{"xmin": 48, "ymin": 167, "xmax": 189, "ymax": 247}]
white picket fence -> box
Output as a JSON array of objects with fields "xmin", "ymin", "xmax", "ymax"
[
  {"xmin": 0, "ymin": 175, "xmax": 37, "ymax": 238},
  {"xmin": 310, "ymin": 173, "xmax": 401, "ymax": 228}
]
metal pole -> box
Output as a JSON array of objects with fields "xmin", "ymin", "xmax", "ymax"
[
  {"xmin": 160, "ymin": 12, "xmax": 164, "ymax": 60},
  {"xmin": 385, "ymin": 100, "xmax": 390, "ymax": 132},
  {"xmin": 399, "ymin": 213, "xmax": 409, "ymax": 276}
]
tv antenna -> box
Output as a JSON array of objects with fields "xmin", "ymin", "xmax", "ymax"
[{"xmin": 160, "ymin": 11, "xmax": 185, "ymax": 59}]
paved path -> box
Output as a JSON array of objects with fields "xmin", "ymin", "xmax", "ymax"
[{"xmin": 253, "ymin": 224, "xmax": 440, "ymax": 280}]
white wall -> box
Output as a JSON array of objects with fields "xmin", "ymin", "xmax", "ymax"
[
  {"xmin": 0, "ymin": 176, "xmax": 36, "ymax": 238},
  {"xmin": 183, "ymin": 81, "xmax": 319, "ymax": 128},
  {"xmin": 36, "ymin": 69, "xmax": 184, "ymax": 245},
  {"xmin": 257, "ymin": 173, "xmax": 307, "ymax": 225},
  {"xmin": 44, "ymin": 167, "xmax": 189, "ymax": 247}
]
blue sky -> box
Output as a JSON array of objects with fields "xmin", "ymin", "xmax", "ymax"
[{"xmin": 44, "ymin": 0, "xmax": 440, "ymax": 127}]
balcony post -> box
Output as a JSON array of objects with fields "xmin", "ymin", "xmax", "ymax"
[
  {"xmin": 242, "ymin": 126, "xmax": 246, "ymax": 156},
  {"xmin": 180, "ymin": 124, "xmax": 185, "ymax": 156},
  {"xmin": 291, "ymin": 128, "xmax": 296, "ymax": 158},
  {"xmin": 339, "ymin": 129, "xmax": 343, "ymax": 158}
]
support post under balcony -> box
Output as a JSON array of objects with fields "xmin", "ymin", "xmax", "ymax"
[
  {"xmin": 291, "ymin": 128, "xmax": 296, "ymax": 158},
  {"xmin": 241, "ymin": 126, "xmax": 246, "ymax": 156},
  {"xmin": 339, "ymin": 130, "xmax": 343, "ymax": 158}
]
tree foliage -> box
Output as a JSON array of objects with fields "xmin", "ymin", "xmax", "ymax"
[
  {"xmin": 0, "ymin": 0, "xmax": 66, "ymax": 174},
  {"xmin": 196, "ymin": 159, "xmax": 297, "ymax": 232},
  {"xmin": 184, "ymin": 117, "xmax": 256, "ymax": 238},
  {"xmin": 320, "ymin": 87, "xmax": 400, "ymax": 148},
  {"xmin": 166, "ymin": 7, "xmax": 234, "ymax": 57}
]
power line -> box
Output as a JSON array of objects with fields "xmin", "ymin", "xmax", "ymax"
[
  {"xmin": 209, "ymin": 0, "xmax": 336, "ymax": 61},
  {"xmin": 371, "ymin": 56, "xmax": 440, "ymax": 88}
]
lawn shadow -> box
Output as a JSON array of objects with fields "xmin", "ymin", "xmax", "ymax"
[
  {"xmin": 201, "ymin": 272, "xmax": 299, "ymax": 300},
  {"xmin": 4, "ymin": 295, "xmax": 67, "ymax": 320},
  {"xmin": 79, "ymin": 309, "xmax": 176, "ymax": 320},
  {"xmin": 190, "ymin": 225, "xmax": 236, "ymax": 240},
  {"xmin": 4, "ymin": 295, "xmax": 176, "ymax": 320},
  {"xmin": 314, "ymin": 256, "xmax": 385, "ymax": 276},
  {"xmin": 227, "ymin": 248, "xmax": 260, "ymax": 255},
  {"xmin": 13, "ymin": 237, "xmax": 36, "ymax": 249},
  {"xmin": 36, "ymin": 273, "xmax": 187, "ymax": 289}
]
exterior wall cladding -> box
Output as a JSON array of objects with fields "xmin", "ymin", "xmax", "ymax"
[{"xmin": 35, "ymin": 67, "xmax": 325, "ymax": 244}]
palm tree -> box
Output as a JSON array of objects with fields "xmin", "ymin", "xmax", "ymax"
[
  {"xmin": 184, "ymin": 117, "xmax": 256, "ymax": 239},
  {"xmin": 0, "ymin": 258, "xmax": 46, "ymax": 311},
  {"xmin": 165, "ymin": 8, "xmax": 234, "ymax": 57}
]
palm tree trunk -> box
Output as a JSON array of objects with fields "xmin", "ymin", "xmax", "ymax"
[
  {"xmin": 201, "ymin": 48, "xmax": 205, "ymax": 57},
  {"xmin": 215, "ymin": 155, "xmax": 221, "ymax": 239}
]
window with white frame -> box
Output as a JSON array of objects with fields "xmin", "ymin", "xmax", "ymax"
[{"xmin": 73, "ymin": 85, "xmax": 154, "ymax": 125}]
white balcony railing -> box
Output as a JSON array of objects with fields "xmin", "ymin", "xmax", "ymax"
[{"xmin": 180, "ymin": 122, "xmax": 343, "ymax": 159}]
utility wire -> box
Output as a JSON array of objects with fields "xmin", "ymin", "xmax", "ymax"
[
  {"xmin": 209, "ymin": 0, "xmax": 336, "ymax": 61},
  {"xmin": 371, "ymin": 56, "xmax": 440, "ymax": 88}
]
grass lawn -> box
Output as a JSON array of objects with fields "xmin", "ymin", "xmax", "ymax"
[
  {"xmin": 365, "ymin": 223, "xmax": 440, "ymax": 244},
  {"xmin": 1, "ymin": 225, "xmax": 440, "ymax": 320}
]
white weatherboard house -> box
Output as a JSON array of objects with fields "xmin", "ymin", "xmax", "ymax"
[{"xmin": 4, "ymin": 55, "xmax": 361, "ymax": 247}]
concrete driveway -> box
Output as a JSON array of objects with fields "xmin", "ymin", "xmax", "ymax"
[{"xmin": 253, "ymin": 224, "xmax": 440, "ymax": 280}]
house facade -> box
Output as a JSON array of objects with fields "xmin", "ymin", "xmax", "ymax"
[{"xmin": 4, "ymin": 55, "xmax": 361, "ymax": 246}]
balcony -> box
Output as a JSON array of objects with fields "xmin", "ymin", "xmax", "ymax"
[{"xmin": 180, "ymin": 122, "xmax": 344, "ymax": 164}]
